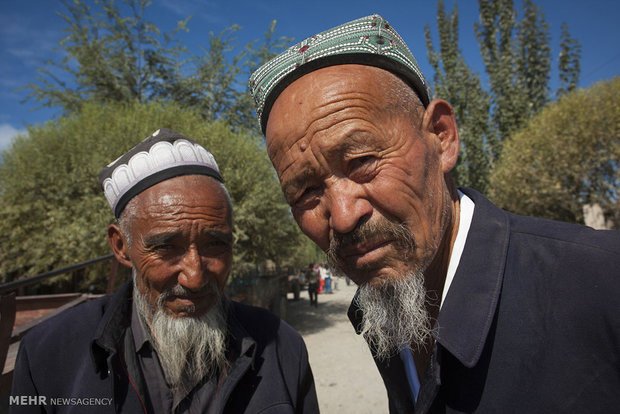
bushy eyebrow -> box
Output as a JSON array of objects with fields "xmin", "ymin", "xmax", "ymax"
[
  {"xmin": 208, "ymin": 230, "xmax": 233, "ymax": 245},
  {"xmin": 283, "ymin": 168, "xmax": 317, "ymax": 203},
  {"xmin": 281, "ymin": 131, "xmax": 379, "ymax": 200},
  {"xmin": 142, "ymin": 229, "xmax": 233, "ymax": 248},
  {"xmin": 142, "ymin": 231, "xmax": 180, "ymax": 248}
]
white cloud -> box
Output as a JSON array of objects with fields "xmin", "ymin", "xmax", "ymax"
[{"xmin": 0, "ymin": 123, "xmax": 27, "ymax": 154}]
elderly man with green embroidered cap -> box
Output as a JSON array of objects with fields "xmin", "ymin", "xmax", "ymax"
[
  {"xmin": 250, "ymin": 14, "xmax": 620, "ymax": 414},
  {"xmin": 11, "ymin": 128, "xmax": 318, "ymax": 413}
]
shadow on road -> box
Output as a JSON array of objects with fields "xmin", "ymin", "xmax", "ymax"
[{"xmin": 285, "ymin": 294, "xmax": 352, "ymax": 336}]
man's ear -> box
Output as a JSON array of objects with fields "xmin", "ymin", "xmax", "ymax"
[
  {"xmin": 421, "ymin": 99, "xmax": 460, "ymax": 173},
  {"xmin": 107, "ymin": 224, "xmax": 132, "ymax": 268}
]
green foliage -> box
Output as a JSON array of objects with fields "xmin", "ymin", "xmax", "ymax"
[
  {"xmin": 489, "ymin": 77, "xmax": 620, "ymax": 226},
  {"xmin": 515, "ymin": 0, "xmax": 551, "ymax": 115},
  {"xmin": 174, "ymin": 22, "xmax": 292, "ymax": 131},
  {"xmin": 0, "ymin": 101, "xmax": 304, "ymax": 288},
  {"xmin": 475, "ymin": 0, "xmax": 521, "ymax": 149},
  {"xmin": 5, "ymin": 0, "xmax": 304, "ymax": 291},
  {"xmin": 425, "ymin": 0, "xmax": 492, "ymax": 192},
  {"xmin": 422, "ymin": 0, "xmax": 583, "ymax": 197},
  {"xmin": 23, "ymin": 0, "xmax": 187, "ymax": 112},
  {"xmin": 474, "ymin": 0, "xmax": 564, "ymax": 149},
  {"xmin": 557, "ymin": 22, "xmax": 582, "ymax": 98},
  {"xmin": 22, "ymin": 0, "xmax": 291, "ymax": 132}
]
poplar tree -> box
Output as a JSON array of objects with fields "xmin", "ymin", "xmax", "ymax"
[
  {"xmin": 475, "ymin": 0, "xmax": 521, "ymax": 149},
  {"xmin": 426, "ymin": 0, "xmax": 582, "ymax": 197},
  {"xmin": 515, "ymin": 0, "xmax": 551, "ymax": 115},
  {"xmin": 557, "ymin": 22, "xmax": 582, "ymax": 97},
  {"xmin": 425, "ymin": 0, "xmax": 492, "ymax": 192},
  {"xmin": 474, "ymin": 0, "xmax": 578, "ymax": 148}
]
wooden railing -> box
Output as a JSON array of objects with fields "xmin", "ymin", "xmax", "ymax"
[
  {"xmin": 0, "ymin": 254, "xmax": 120, "ymax": 392},
  {"xmin": 0, "ymin": 254, "xmax": 116, "ymax": 295}
]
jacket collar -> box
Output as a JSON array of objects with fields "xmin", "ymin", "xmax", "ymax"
[
  {"xmin": 91, "ymin": 279, "xmax": 134, "ymax": 373},
  {"xmin": 434, "ymin": 187, "xmax": 509, "ymax": 368},
  {"xmin": 346, "ymin": 188, "xmax": 509, "ymax": 412},
  {"xmin": 347, "ymin": 188, "xmax": 509, "ymax": 368},
  {"xmin": 224, "ymin": 300, "xmax": 258, "ymax": 366}
]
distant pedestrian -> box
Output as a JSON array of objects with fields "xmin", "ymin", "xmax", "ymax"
[
  {"xmin": 319, "ymin": 265, "xmax": 333, "ymax": 294},
  {"xmin": 306, "ymin": 264, "xmax": 319, "ymax": 307},
  {"xmin": 332, "ymin": 268, "xmax": 340, "ymax": 291}
]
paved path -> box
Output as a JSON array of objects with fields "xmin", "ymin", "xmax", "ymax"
[{"xmin": 285, "ymin": 279, "xmax": 389, "ymax": 413}]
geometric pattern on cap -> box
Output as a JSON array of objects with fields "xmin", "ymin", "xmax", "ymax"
[
  {"xmin": 249, "ymin": 14, "xmax": 430, "ymax": 133},
  {"xmin": 101, "ymin": 129, "xmax": 220, "ymax": 214}
]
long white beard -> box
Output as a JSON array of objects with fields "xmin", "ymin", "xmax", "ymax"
[
  {"xmin": 133, "ymin": 276, "xmax": 228, "ymax": 393},
  {"xmin": 354, "ymin": 271, "xmax": 432, "ymax": 360}
]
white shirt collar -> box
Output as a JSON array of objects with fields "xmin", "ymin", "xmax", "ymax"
[{"xmin": 440, "ymin": 190, "xmax": 475, "ymax": 308}]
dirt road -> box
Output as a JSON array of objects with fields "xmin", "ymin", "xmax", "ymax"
[{"xmin": 285, "ymin": 279, "xmax": 389, "ymax": 413}]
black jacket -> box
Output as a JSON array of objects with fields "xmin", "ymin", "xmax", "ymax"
[
  {"xmin": 350, "ymin": 187, "xmax": 620, "ymax": 413},
  {"xmin": 11, "ymin": 280, "xmax": 318, "ymax": 413}
]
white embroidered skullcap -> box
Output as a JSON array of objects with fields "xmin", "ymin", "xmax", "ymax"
[{"xmin": 98, "ymin": 128, "xmax": 223, "ymax": 218}]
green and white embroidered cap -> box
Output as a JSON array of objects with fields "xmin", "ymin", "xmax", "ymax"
[{"xmin": 249, "ymin": 14, "xmax": 430, "ymax": 134}]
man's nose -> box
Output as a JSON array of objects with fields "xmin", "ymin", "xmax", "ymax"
[
  {"xmin": 178, "ymin": 246, "xmax": 208, "ymax": 292},
  {"xmin": 326, "ymin": 180, "xmax": 372, "ymax": 235}
]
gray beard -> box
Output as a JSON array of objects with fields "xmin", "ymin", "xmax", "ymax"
[
  {"xmin": 133, "ymin": 274, "xmax": 228, "ymax": 394},
  {"xmin": 354, "ymin": 271, "xmax": 432, "ymax": 361},
  {"xmin": 326, "ymin": 216, "xmax": 433, "ymax": 360}
]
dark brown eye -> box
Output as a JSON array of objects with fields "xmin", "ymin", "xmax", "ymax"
[
  {"xmin": 351, "ymin": 155, "xmax": 374, "ymax": 168},
  {"xmin": 152, "ymin": 243, "xmax": 182, "ymax": 258},
  {"xmin": 201, "ymin": 240, "xmax": 230, "ymax": 256},
  {"xmin": 294, "ymin": 186, "xmax": 322, "ymax": 209},
  {"xmin": 349, "ymin": 155, "xmax": 377, "ymax": 182}
]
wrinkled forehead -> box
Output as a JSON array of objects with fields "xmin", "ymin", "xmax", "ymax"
[
  {"xmin": 132, "ymin": 175, "xmax": 232, "ymax": 220},
  {"xmin": 265, "ymin": 65, "xmax": 399, "ymax": 162}
]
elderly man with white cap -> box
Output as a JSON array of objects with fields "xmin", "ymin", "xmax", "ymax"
[
  {"xmin": 10, "ymin": 128, "xmax": 318, "ymax": 413},
  {"xmin": 250, "ymin": 14, "xmax": 620, "ymax": 414}
]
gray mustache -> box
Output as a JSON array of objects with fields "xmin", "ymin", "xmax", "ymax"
[
  {"xmin": 327, "ymin": 218, "xmax": 415, "ymax": 265},
  {"xmin": 157, "ymin": 283, "xmax": 220, "ymax": 308}
]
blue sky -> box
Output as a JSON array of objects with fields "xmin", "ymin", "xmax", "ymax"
[{"xmin": 1, "ymin": 0, "xmax": 618, "ymax": 152}]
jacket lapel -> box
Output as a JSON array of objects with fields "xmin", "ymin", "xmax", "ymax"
[
  {"xmin": 90, "ymin": 280, "xmax": 148, "ymax": 412},
  {"xmin": 214, "ymin": 300, "xmax": 257, "ymax": 413},
  {"xmin": 411, "ymin": 188, "xmax": 509, "ymax": 413},
  {"xmin": 436, "ymin": 188, "xmax": 509, "ymax": 368},
  {"xmin": 91, "ymin": 280, "xmax": 134, "ymax": 373}
]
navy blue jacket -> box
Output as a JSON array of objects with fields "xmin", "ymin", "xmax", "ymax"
[
  {"xmin": 11, "ymin": 280, "xmax": 318, "ymax": 413},
  {"xmin": 350, "ymin": 188, "xmax": 620, "ymax": 413}
]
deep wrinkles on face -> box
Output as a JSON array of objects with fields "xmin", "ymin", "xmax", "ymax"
[
  {"xmin": 267, "ymin": 65, "xmax": 424, "ymax": 192},
  {"xmin": 287, "ymin": 103, "xmax": 433, "ymax": 248},
  {"xmin": 143, "ymin": 195, "xmax": 230, "ymax": 222},
  {"xmin": 122, "ymin": 179, "xmax": 232, "ymax": 244},
  {"xmin": 126, "ymin": 176, "xmax": 233, "ymax": 316},
  {"xmin": 268, "ymin": 89, "xmax": 381, "ymax": 183},
  {"xmin": 277, "ymin": 104, "xmax": 396, "ymax": 206},
  {"xmin": 143, "ymin": 208, "xmax": 230, "ymax": 230},
  {"xmin": 267, "ymin": 65, "xmax": 451, "ymax": 285}
]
